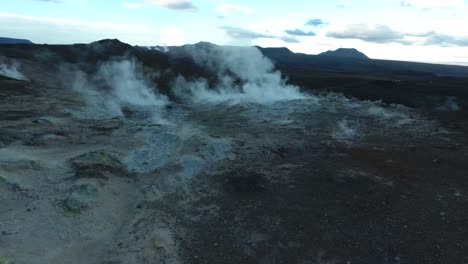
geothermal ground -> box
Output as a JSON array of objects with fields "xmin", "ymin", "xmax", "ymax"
[{"xmin": 0, "ymin": 43, "xmax": 468, "ymax": 264}]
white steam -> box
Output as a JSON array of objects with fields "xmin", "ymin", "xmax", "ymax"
[
  {"xmin": 0, "ymin": 57, "xmax": 27, "ymax": 81},
  {"xmin": 332, "ymin": 120, "xmax": 357, "ymax": 141},
  {"xmin": 172, "ymin": 46, "xmax": 306, "ymax": 105},
  {"xmin": 367, "ymin": 105, "xmax": 413, "ymax": 125},
  {"xmin": 70, "ymin": 60, "xmax": 167, "ymax": 121},
  {"xmin": 435, "ymin": 96, "xmax": 461, "ymax": 112}
]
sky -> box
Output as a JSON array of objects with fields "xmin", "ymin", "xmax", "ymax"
[{"xmin": 1, "ymin": 0, "xmax": 468, "ymax": 65}]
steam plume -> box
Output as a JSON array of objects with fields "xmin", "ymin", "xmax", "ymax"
[
  {"xmin": 0, "ymin": 57, "xmax": 27, "ymax": 81},
  {"xmin": 70, "ymin": 59, "xmax": 167, "ymax": 120},
  {"xmin": 172, "ymin": 46, "xmax": 307, "ymax": 105}
]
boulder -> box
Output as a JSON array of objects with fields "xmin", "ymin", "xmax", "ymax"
[{"xmin": 69, "ymin": 151, "xmax": 126, "ymax": 179}]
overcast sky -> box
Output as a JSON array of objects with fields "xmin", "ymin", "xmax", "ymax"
[{"xmin": 1, "ymin": 0, "xmax": 468, "ymax": 65}]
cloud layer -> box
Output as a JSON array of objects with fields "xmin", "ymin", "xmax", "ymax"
[
  {"xmin": 219, "ymin": 26, "xmax": 299, "ymax": 43},
  {"xmin": 305, "ymin": 19, "xmax": 328, "ymax": 27},
  {"xmin": 219, "ymin": 26, "xmax": 272, "ymax": 39},
  {"xmin": 336, "ymin": 2, "xmax": 353, "ymax": 8},
  {"xmin": 146, "ymin": 0, "xmax": 197, "ymax": 11},
  {"xmin": 397, "ymin": 0, "xmax": 464, "ymax": 8},
  {"xmin": 216, "ymin": 4, "xmax": 252, "ymax": 15},
  {"xmin": 327, "ymin": 24, "xmax": 468, "ymax": 46},
  {"xmin": 121, "ymin": 0, "xmax": 198, "ymax": 11},
  {"xmin": 285, "ymin": 29, "xmax": 316, "ymax": 37},
  {"xmin": 327, "ymin": 24, "xmax": 403, "ymax": 44}
]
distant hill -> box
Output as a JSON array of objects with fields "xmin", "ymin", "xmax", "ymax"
[
  {"xmin": 257, "ymin": 47, "xmax": 468, "ymax": 77},
  {"xmin": 319, "ymin": 48, "xmax": 369, "ymax": 60},
  {"xmin": 0, "ymin": 37, "xmax": 33, "ymax": 44}
]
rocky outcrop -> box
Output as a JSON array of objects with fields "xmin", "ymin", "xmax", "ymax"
[{"xmin": 69, "ymin": 151, "xmax": 127, "ymax": 179}]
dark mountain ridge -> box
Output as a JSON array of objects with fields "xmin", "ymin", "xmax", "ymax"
[
  {"xmin": 256, "ymin": 46, "xmax": 468, "ymax": 77},
  {"xmin": 0, "ymin": 37, "xmax": 34, "ymax": 44},
  {"xmin": 319, "ymin": 48, "xmax": 370, "ymax": 59},
  {"xmin": 3, "ymin": 38, "xmax": 466, "ymax": 77}
]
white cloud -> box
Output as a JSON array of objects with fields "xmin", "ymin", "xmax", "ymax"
[
  {"xmin": 216, "ymin": 4, "xmax": 252, "ymax": 15},
  {"xmin": 388, "ymin": 0, "xmax": 465, "ymax": 8},
  {"xmin": 122, "ymin": 0, "xmax": 197, "ymax": 10},
  {"xmin": 219, "ymin": 26, "xmax": 273, "ymax": 39},
  {"xmin": 219, "ymin": 26, "xmax": 300, "ymax": 44},
  {"xmin": 146, "ymin": 0, "xmax": 198, "ymax": 11},
  {"xmin": 336, "ymin": 2, "xmax": 353, "ymax": 8},
  {"xmin": 326, "ymin": 23, "xmax": 468, "ymax": 47},
  {"xmin": 327, "ymin": 24, "xmax": 404, "ymax": 44}
]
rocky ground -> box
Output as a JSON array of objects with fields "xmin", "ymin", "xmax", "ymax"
[{"xmin": 1, "ymin": 47, "xmax": 468, "ymax": 264}]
